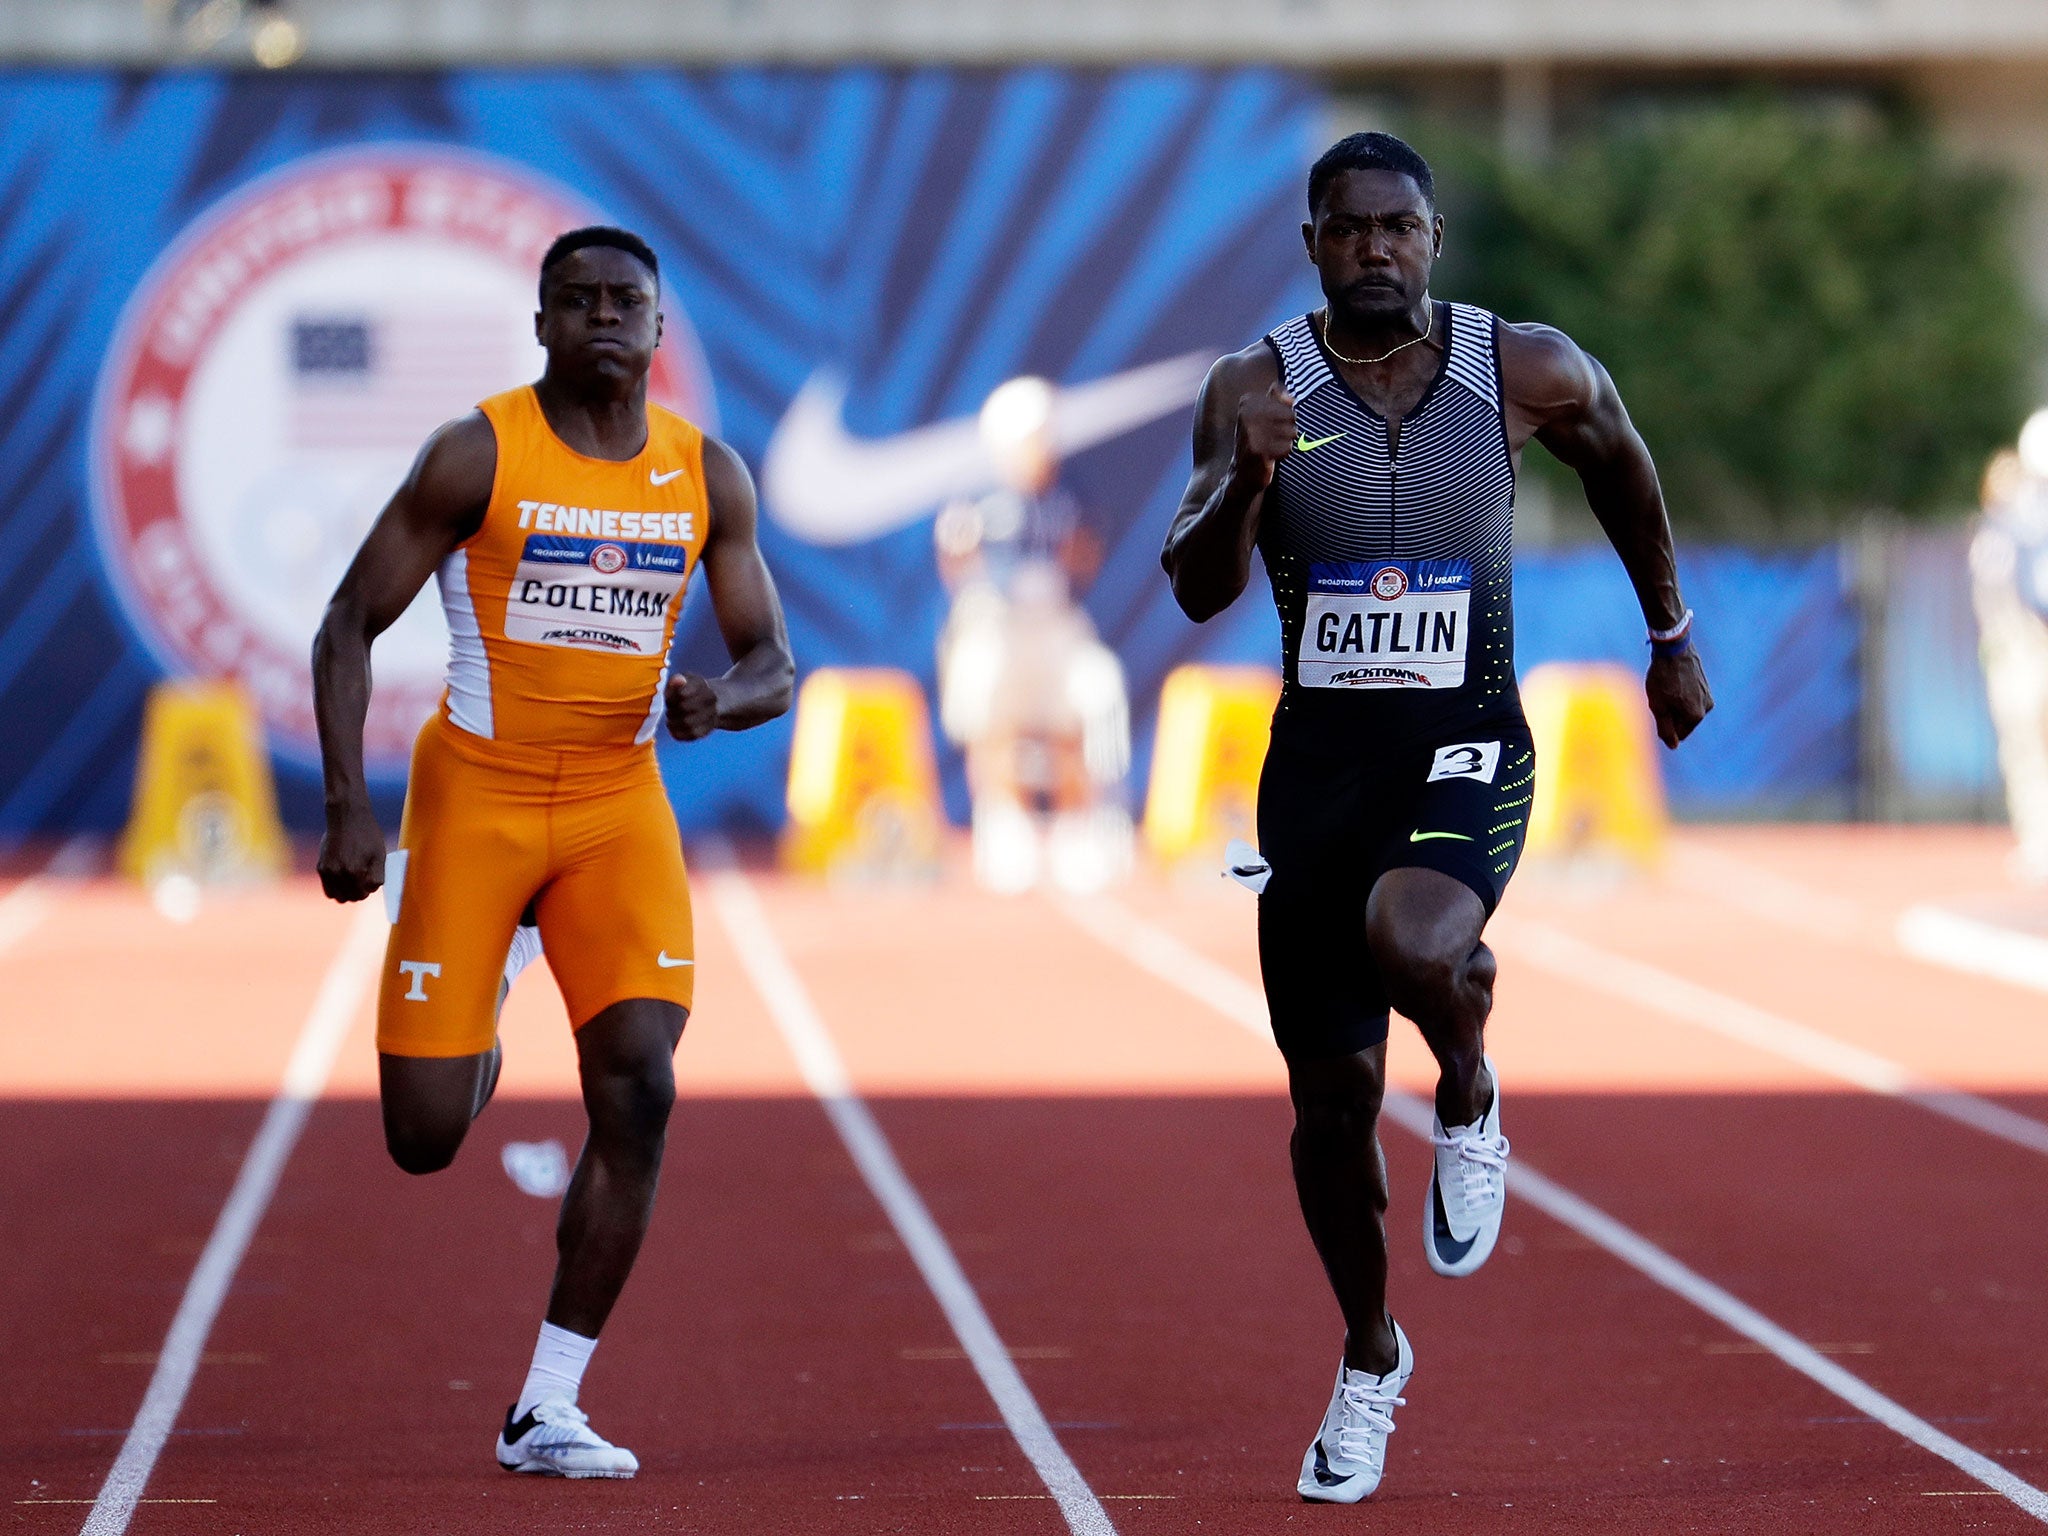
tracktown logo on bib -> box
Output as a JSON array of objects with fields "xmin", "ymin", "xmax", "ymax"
[
  {"xmin": 1327, "ymin": 665, "xmax": 1433, "ymax": 688},
  {"xmin": 90, "ymin": 145, "xmax": 715, "ymax": 768}
]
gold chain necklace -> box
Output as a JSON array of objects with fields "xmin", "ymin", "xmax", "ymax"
[{"xmin": 1319, "ymin": 303, "xmax": 1434, "ymax": 367}]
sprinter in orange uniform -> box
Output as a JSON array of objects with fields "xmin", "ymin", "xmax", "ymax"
[{"xmin": 312, "ymin": 227, "xmax": 793, "ymax": 1479}]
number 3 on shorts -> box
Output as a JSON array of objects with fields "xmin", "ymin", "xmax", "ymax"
[{"xmin": 1427, "ymin": 741, "xmax": 1502, "ymax": 784}]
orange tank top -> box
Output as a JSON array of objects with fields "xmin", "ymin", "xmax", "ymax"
[{"xmin": 435, "ymin": 386, "xmax": 712, "ymax": 749}]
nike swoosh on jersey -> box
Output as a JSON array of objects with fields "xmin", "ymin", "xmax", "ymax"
[
  {"xmin": 649, "ymin": 467, "xmax": 687, "ymax": 485},
  {"xmin": 1409, "ymin": 830, "xmax": 1474, "ymax": 843},
  {"xmin": 1295, "ymin": 432, "xmax": 1345, "ymax": 452},
  {"xmin": 761, "ymin": 352, "xmax": 1212, "ymax": 545},
  {"xmin": 656, "ymin": 951, "xmax": 693, "ymax": 968}
]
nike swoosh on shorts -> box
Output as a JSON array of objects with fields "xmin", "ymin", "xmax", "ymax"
[
  {"xmin": 761, "ymin": 352, "xmax": 1212, "ymax": 545},
  {"xmin": 1409, "ymin": 831, "xmax": 1474, "ymax": 843},
  {"xmin": 656, "ymin": 952, "xmax": 693, "ymax": 968}
]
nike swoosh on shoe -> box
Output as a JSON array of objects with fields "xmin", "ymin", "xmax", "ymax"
[
  {"xmin": 1430, "ymin": 1176, "xmax": 1480, "ymax": 1263},
  {"xmin": 1312, "ymin": 1443, "xmax": 1348, "ymax": 1488}
]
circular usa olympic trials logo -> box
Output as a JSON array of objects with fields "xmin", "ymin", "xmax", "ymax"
[
  {"xmin": 91, "ymin": 145, "xmax": 716, "ymax": 769},
  {"xmin": 1370, "ymin": 565, "xmax": 1409, "ymax": 601},
  {"xmin": 588, "ymin": 542, "xmax": 629, "ymax": 576}
]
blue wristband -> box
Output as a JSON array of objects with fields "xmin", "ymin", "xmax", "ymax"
[
  {"xmin": 1647, "ymin": 608, "xmax": 1694, "ymax": 659},
  {"xmin": 1650, "ymin": 631, "xmax": 1694, "ymax": 660}
]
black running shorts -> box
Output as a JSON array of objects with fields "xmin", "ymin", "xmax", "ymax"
[{"xmin": 1255, "ymin": 717, "xmax": 1535, "ymax": 1063}]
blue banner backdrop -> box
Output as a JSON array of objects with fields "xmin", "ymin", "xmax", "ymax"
[
  {"xmin": 0, "ymin": 66, "xmax": 1324, "ymax": 835},
  {"xmin": 0, "ymin": 67, "xmax": 1860, "ymax": 836}
]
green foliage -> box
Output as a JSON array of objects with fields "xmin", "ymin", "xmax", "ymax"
[{"xmin": 1433, "ymin": 98, "xmax": 2036, "ymax": 534}]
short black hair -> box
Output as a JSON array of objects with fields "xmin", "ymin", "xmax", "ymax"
[
  {"xmin": 539, "ymin": 226, "xmax": 659, "ymax": 304},
  {"xmin": 1307, "ymin": 132, "xmax": 1436, "ymax": 218}
]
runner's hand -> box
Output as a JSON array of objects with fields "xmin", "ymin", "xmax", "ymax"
[
  {"xmin": 1647, "ymin": 651, "xmax": 1713, "ymax": 749},
  {"xmin": 1231, "ymin": 383, "xmax": 1298, "ymax": 489},
  {"xmin": 317, "ymin": 805, "xmax": 386, "ymax": 903},
  {"xmin": 666, "ymin": 672, "xmax": 722, "ymax": 741}
]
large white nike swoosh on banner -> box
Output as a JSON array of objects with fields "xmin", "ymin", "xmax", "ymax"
[{"xmin": 761, "ymin": 352, "xmax": 1213, "ymax": 546}]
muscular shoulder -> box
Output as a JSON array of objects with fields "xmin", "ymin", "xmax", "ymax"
[
  {"xmin": 407, "ymin": 410, "xmax": 497, "ymax": 533},
  {"xmin": 415, "ymin": 410, "xmax": 496, "ymax": 495},
  {"xmin": 1495, "ymin": 319, "xmax": 1603, "ymax": 422},
  {"xmin": 1191, "ymin": 341, "xmax": 1283, "ymax": 458},
  {"xmin": 699, "ymin": 433, "xmax": 759, "ymax": 541},
  {"xmin": 1205, "ymin": 340, "xmax": 1282, "ymax": 401}
]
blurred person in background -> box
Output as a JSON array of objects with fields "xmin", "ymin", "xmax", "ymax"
[
  {"xmin": 1971, "ymin": 427, "xmax": 2048, "ymax": 879},
  {"xmin": 1163, "ymin": 132, "xmax": 1712, "ymax": 1504},
  {"xmin": 934, "ymin": 376, "xmax": 1133, "ymax": 893}
]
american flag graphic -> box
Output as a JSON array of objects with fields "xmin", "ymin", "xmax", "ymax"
[{"xmin": 288, "ymin": 311, "xmax": 524, "ymax": 451}]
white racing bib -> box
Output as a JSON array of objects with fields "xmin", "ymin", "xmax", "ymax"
[
  {"xmin": 503, "ymin": 535, "xmax": 688, "ymax": 655},
  {"xmin": 1299, "ymin": 559, "xmax": 1472, "ymax": 690}
]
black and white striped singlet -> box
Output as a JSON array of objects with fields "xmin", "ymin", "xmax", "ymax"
[{"xmin": 1260, "ymin": 301, "xmax": 1522, "ymax": 744}]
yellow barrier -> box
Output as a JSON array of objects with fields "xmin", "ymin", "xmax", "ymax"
[
  {"xmin": 1522, "ymin": 661, "xmax": 1667, "ymax": 868},
  {"xmin": 119, "ymin": 678, "xmax": 288, "ymax": 885},
  {"xmin": 1142, "ymin": 664, "xmax": 1282, "ymax": 868},
  {"xmin": 781, "ymin": 667, "xmax": 944, "ymax": 879}
]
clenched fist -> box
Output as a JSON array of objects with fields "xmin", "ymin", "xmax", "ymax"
[
  {"xmin": 1647, "ymin": 650, "xmax": 1714, "ymax": 750},
  {"xmin": 318, "ymin": 803, "xmax": 386, "ymax": 904},
  {"xmin": 665, "ymin": 672, "xmax": 723, "ymax": 741},
  {"xmin": 1231, "ymin": 382, "xmax": 1299, "ymax": 490}
]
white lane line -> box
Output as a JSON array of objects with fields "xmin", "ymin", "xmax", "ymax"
[
  {"xmin": 1669, "ymin": 838, "xmax": 2048, "ymax": 1007},
  {"xmin": 1494, "ymin": 918, "xmax": 2048, "ymax": 1160},
  {"xmin": 79, "ymin": 901, "xmax": 386, "ymax": 1536},
  {"xmin": 0, "ymin": 834, "xmax": 98, "ymax": 961},
  {"xmin": 1055, "ymin": 893, "xmax": 2048, "ymax": 1525},
  {"xmin": 1897, "ymin": 903, "xmax": 2048, "ymax": 997},
  {"xmin": 1666, "ymin": 841, "xmax": 1868, "ymax": 946},
  {"xmin": 0, "ymin": 877, "xmax": 50, "ymax": 958},
  {"xmin": 703, "ymin": 851, "xmax": 1117, "ymax": 1536}
]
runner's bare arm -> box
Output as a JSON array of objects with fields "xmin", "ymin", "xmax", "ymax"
[
  {"xmin": 312, "ymin": 414, "xmax": 496, "ymax": 902},
  {"xmin": 664, "ymin": 437, "xmax": 795, "ymax": 742},
  {"xmin": 1499, "ymin": 322, "xmax": 1712, "ymax": 749},
  {"xmin": 1162, "ymin": 346, "xmax": 1292, "ymax": 623}
]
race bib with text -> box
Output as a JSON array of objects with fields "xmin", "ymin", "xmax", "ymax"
[
  {"xmin": 502, "ymin": 535, "xmax": 687, "ymax": 655},
  {"xmin": 1299, "ymin": 559, "xmax": 1472, "ymax": 689}
]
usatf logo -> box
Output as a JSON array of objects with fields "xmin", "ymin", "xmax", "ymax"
[
  {"xmin": 589, "ymin": 543, "xmax": 628, "ymax": 575},
  {"xmin": 90, "ymin": 145, "xmax": 715, "ymax": 768},
  {"xmin": 1370, "ymin": 566, "xmax": 1409, "ymax": 601}
]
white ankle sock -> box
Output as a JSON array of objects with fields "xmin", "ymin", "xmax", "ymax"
[{"xmin": 516, "ymin": 1321, "xmax": 597, "ymax": 1414}]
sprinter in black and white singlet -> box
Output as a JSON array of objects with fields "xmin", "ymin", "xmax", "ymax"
[
  {"xmin": 1163, "ymin": 133, "xmax": 1713, "ymax": 1505},
  {"xmin": 1263, "ymin": 296, "xmax": 1518, "ymax": 726}
]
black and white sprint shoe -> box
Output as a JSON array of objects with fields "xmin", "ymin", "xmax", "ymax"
[
  {"xmin": 1296, "ymin": 1321, "xmax": 1413, "ymax": 1503},
  {"xmin": 495, "ymin": 1398, "xmax": 639, "ymax": 1479},
  {"xmin": 1424, "ymin": 1052, "xmax": 1510, "ymax": 1277}
]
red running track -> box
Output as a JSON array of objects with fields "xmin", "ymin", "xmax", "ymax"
[{"xmin": 8, "ymin": 827, "xmax": 2048, "ymax": 1533}]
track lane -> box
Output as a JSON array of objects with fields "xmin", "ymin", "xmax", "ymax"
[
  {"xmin": 1086, "ymin": 854, "xmax": 2048, "ymax": 1527},
  {"xmin": 108, "ymin": 870, "xmax": 1074, "ymax": 1535},
  {"xmin": 6, "ymin": 881, "xmax": 371, "ymax": 1522},
  {"xmin": 736, "ymin": 860, "xmax": 2048, "ymax": 1530},
  {"xmin": 27, "ymin": 829, "xmax": 2048, "ymax": 1532}
]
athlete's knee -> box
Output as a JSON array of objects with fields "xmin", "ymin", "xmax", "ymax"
[
  {"xmin": 384, "ymin": 1120, "xmax": 466, "ymax": 1176},
  {"xmin": 581, "ymin": 1041, "xmax": 678, "ymax": 1149},
  {"xmin": 576, "ymin": 1001, "xmax": 685, "ymax": 1141},
  {"xmin": 1288, "ymin": 1052, "xmax": 1386, "ymax": 1148},
  {"xmin": 378, "ymin": 1053, "xmax": 486, "ymax": 1175},
  {"xmin": 1367, "ymin": 911, "xmax": 1465, "ymax": 1017},
  {"xmin": 1466, "ymin": 940, "xmax": 1497, "ymax": 993},
  {"xmin": 609, "ymin": 1059, "xmax": 677, "ymax": 1144}
]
